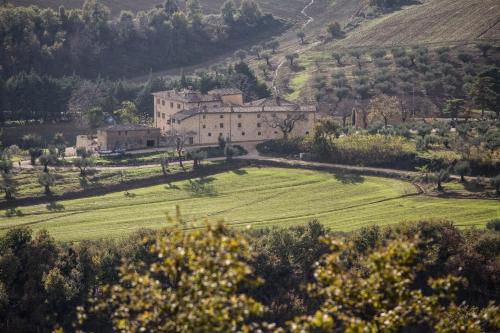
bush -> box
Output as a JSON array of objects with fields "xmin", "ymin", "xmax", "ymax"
[
  {"xmin": 329, "ymin": 134, "xmax": 416, "ymax": 167},
  {"xmin": 487, "ymin": 219, "xmax": 500, "ymax": 232},
  {"xmin": 256, "ymin": 138, "xmax": 305, "ymax": 155}
]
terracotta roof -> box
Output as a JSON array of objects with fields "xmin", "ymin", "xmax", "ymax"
[
  {"xmin": 171, "ymin": 108, "xmax": 201, "ymax": 122},
  {"xmin": 245, "ymin": 97, "xmax": 296, "ymax": 107},
  {"xmin": 171, "ymin": 104, "xmax": 316, "ymax": 122}
]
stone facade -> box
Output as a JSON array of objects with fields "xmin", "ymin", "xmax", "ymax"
[
  {"xmin": 152, "ymin": 89, "xmax": 317, "ymax": 145},
  {"xmin": 97, "ymin": 125, "xmax": 160, "ymax": 151}
]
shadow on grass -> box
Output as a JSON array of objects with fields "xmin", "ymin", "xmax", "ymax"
[
  {"xmin": 4, "ymin": 207, "xmax": 23, "ymax": 217},
  {"xmin": 334, "ymin": 173, "xmax": 365, "ymax": 185},
  {"xmin": 464, "ymin": 181, "xmax": 485, "ymax": 193},
  {"xmin": 165, "ymin": 182, "xmax": 181, "ymax": 190},
  {"xmin": 46, "ymin": 201, "xmax": 65, "ymax": 212},
  {"xmin": 232, "ymin": 169, "xmax": 248, "ymax": 176},
  {"xmin": 184, "ymin": 177, "xmax": 218, "ymax": 197}
]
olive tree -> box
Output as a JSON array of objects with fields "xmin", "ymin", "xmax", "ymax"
[
  {"xmin": 492, "ymin": 175, "xmax": 500, "ymax": 196},
  {"xmin": 38, "ymin": 172, "xmax": 55, "ymax": 196},
  {"xmin": 263, "ymin": 112, "xmax": 307, "ymax": 140},
  {"xmin": 453, "ymin": 160, "xmax": 470, "ymax": 182},
  {"xmin": 74, "ymin": 148, "xmax": 94, "ymax": 178}
]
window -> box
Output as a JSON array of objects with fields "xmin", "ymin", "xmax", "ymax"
[
  {"xmin": 162, "ymin": 100, "xmax": 165, "ymax": 106},
  {"xmin": 118, "ymin": 131, "xmax": 121, "ymax": 136},
  {"xmin": 202, "ymin": 124, "xmax": 206, "ymax": 129},
  {"xmin": 125, "ymin": 131, "xmax": 128, "ymax": 136},
  {"xmin": 238, "ymin": 114, "xmax": 242, "ymax": 119},
  {"xmin": 177, "ymin": 120, "xmax": 181, "ymax": 124},
  {"xmin": 147, "ymin": 130, "xmax": 150, "ymax": 134},
  {"xmin": 202, "ymin": 115, "xmax": 206, "ymax": 119},
  {"xmin": 162, "ymin": 113, "xmax": 165, "ymax": 119},
  {"xmin": 219, "ymin": 133, "xmax": 223, "ymax": 137},
  {"xmin": 156, "ymin": 98, "xmax": 160, "ymax": 105},
  {"xmin": 170, "ymin": 102, "xmax": 174, "ymax": 108},
  {"xmin": 257, "ymin": 114, "xmax": 261, "ymax": 118},
  {"xmin": 242, "ymin": 132, "xmax": 245, "ymax": 136},
  {"xmin": 220, "ymin": 123, "xmax": 224, "ymax": 129},
  {"xmin": 257, "ymin": 123, "xmax": 261, "ymax": 128},
  {"xmin": 167, "ymin": 120, "xmax": 171, "ymax": 125},
  {"xmin": 208, "ymin": 133, "xmax": 212, "ymax": 137},
  {"xmin": 258, "ymin": 132, "xmax": 262, "ymax": 136},
  {"xmin": 157, "ymin": 112, "xmax": 160, "ymax": 118},
  {"xmin": 177, "ymin": 103, "xmax": 181, "ymax": 109},
  {"xmin": 220, "ymin": 115, "xmax": 224, "ymax": 119},
  {"xmin": 237, "ymin": 123, "xmax": 242, "ymax": 128}
]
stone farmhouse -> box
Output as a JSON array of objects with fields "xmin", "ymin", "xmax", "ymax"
[
  {"xmin": 152, "ymin": 88, "xmax": 318, "ymax": 145},
  {"xmin": 97, "ymin": 125, "xmax": 160, "ymax": 151}
]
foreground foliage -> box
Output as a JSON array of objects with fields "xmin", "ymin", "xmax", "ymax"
[
  {"xmin": 79, "ymin": 212, "xmax": 263, "ymax": 332},
  {"xmin": 1, "ymin": 215, "xmax": 500, "ymax": 332}
]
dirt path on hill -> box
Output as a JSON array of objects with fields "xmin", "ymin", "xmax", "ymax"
[{"xmin": 272, "ymin": 0, "xmax": 320, "ymax": 94}]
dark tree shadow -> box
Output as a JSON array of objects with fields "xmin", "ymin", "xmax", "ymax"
[
  {"xmin": 46, "ymin": 201, "xmax": 65, "ymax": 212},
  {"xmin": 184, "ymin": 177, "xmax": 217, "ymax": 197},
  {"xmin": 165, "ymin": 182, "xmax": 181, "ymax": 190},
  {"xmin": 464, "ymin": 181, "xmax": 485, "ymax": 193},
  {"xmin": 334, "ymin": 173, "xmax": 365, "ymax": 184},
  {"xmin": 124, "ymin": 191, "xmax": 137, "ymax": 198},
  {"xmin": 232, "ymin": 169, "xmax": 248, "ymax": 176}
]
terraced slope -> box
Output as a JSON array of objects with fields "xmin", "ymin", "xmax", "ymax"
[
  {"xmin": 1, "ymin": 168, "xmax": 497, "ymax": 242},
  {"xmin": 336, "ymin": 0, "xmax": 500, "ymax": 47}
]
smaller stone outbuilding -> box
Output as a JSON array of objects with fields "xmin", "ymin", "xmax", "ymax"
[{"xmin": 97, "ymin": 125, "xmax": 160, "ymax": 151}]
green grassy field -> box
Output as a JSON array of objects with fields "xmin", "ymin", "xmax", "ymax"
[
  {"xmin": 6, "ymin": 162, "xmax": 198, "ymax": 200},
  {"xmin": 1, "ymin": 167, "xmax": 497, "ymax": 242}
]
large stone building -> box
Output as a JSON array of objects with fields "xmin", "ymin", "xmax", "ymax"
[{"xmin": 152, "ymin": 88, "xmax": 317, "ymax": 145}]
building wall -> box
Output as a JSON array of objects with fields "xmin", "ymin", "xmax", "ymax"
[
  {"xmin": 175, "ymin": 111, "xmax": 316, "ymax": 145},
  {"xmin": 154, "ymin": 96, "xmax": 223, "ymax": 134},
  {"xmin": 98, "ymin": 128, "xmax": 160, "ymax": 151}
]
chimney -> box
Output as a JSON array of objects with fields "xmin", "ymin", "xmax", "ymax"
[{"xmin": 276, "ymin": 96, "xmax": 281, "ymax": 106}]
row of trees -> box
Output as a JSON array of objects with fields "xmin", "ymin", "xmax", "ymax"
[
  {"xmin": 311, "ymin": 45, "xmax": 499, "ymax": 125},
  {"xmin": 1, "ymin": 55, "xmax": 270, "ymax": 124},
  {"xmin": 1, "ymin": 217, "xmax": 499, "ymax": 332},
  {"xmin": 0, "ymin": 0, "xmax": 277, "ymax": 80}
]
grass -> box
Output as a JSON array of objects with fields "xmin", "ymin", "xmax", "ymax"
[
  {"xmin": 286, "ymin": 72, "xmax": 310, "ymax": 101},
  {"xmin": 6, "ymin": 162, "xmax": 198, "ymax": 200},
  {"xmin": 1, "ymin": 167, "xmax": 497, "ymax": 242}
]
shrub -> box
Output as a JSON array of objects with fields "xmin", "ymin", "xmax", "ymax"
[
  {"xmin": 256, "ymin": 138, "xmax": 305, "ymax": 155},
  {"xmin": 486, "ymin": 219, "xmax": 500, "ymax": 231},
  {"xmin": 328, "ymin": 134, "xmax": 416, "ymax": 167}
]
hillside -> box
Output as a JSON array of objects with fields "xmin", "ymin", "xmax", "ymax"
[
  {"xmin": 271, "ymin": 0, "xmax": 500, "ymax": 105},
  {"xmin": 335, "ymin": 0, "xmax": 500, "ymax": 47}
]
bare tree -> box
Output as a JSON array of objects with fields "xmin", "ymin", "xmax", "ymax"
[
  {"xmin": 168, "ymin": 131, "xmax": 196, "ymax": 169},
  {"xmin": 368, "ymin": 95, "xmax": 400, "ymax": 127},
  {"xmin": 263, "ymin": 112, "xmax": 306, "ymax": 140}
]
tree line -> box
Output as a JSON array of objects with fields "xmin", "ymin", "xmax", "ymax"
[
  {"xmin": 0, "ymin": 217, "xmax": 499, "ymax": 332},
  {"xmin": 0, "ymin": 59, "xmax": 270, "ymax": 124},
  {"xmin": 0, "ymin": 0, "xmax": 278, "ymax": 79}
]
